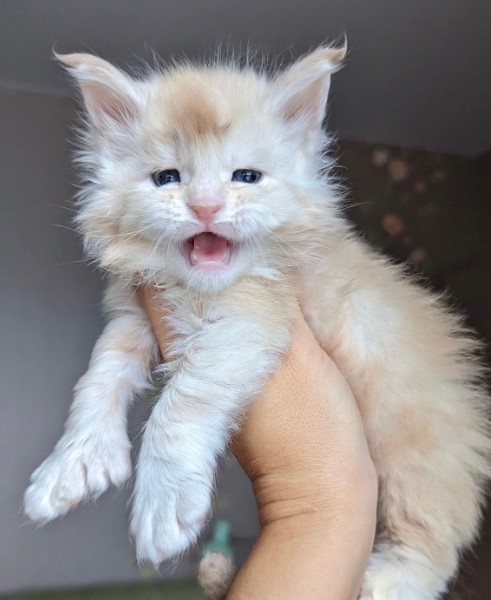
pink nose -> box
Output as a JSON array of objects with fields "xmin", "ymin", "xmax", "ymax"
[{"xmin": 190, "ymin": 204, "xmax": 222, "ymax": 223}]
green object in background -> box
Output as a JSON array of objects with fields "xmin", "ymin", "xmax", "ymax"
[{"xmin": 201, "ymin": 520, "xmax": 234, "ymax": 559}]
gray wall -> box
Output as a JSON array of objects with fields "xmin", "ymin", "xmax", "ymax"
[
  {"xmin": 1, "ymin": 0, "xmax": 490, "ymax": 157},
  {"xmin": 0, "ymin": 88, "xmax": 257, "ymax": 593}
]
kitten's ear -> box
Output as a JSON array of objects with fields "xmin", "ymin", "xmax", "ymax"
[
  {"xmin": 271, "ymin": 43, "xmax": 346, "ymax": 131},
  {"xmin": 55, "ymin": 52, "xmax": 143, "ymax": 131}
]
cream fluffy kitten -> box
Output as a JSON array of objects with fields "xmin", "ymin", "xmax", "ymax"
[{"xmin": 23, "ymin": 45, "xmax": 490, "ymax": 599}]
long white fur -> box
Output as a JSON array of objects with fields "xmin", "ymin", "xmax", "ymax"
[{"xmin": 24, "ymin": 45, "xmax": 490, "ymax": 599}]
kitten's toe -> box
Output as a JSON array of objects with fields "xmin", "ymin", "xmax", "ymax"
[
  {"xmin": 132, "ymin": 494, "xmax": 210, "ymax": 566},
  {"xmin": 24, "ymin": 430, "xmax": 131, "ymax": 523},
  {"xmin": 24, "ymin": 452, "xmax": 87, "ymax": 522},
  {"xmin": 131, "ymin": 458, "xmax": 212, "ymax": 565}
]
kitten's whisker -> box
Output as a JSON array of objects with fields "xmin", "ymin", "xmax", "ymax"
[
  {"xmin": 163, "ymin": 232, "xmax": 179, "ymax": 280},
  {"xmin": 104, "ymin": 222, "xmax": 158, "ymax": 242},
  {"xmin": 266, "ymin": 229, "xmax": 324, "ymax": 264},
  {"xmin": 146, "ymin": 231, "xmax": 167, "ymax": 279},
  {"xmin": 71, "ymin": 223, "xmax": 160, "ymax": 245},
  {"xmin": 123, "ymin": 282, "xmax": 141, "ymax": 308},
  {"xmin": 48, "ymin": 204, "xmax": 78, "ymax": 214},
  {"xmin": 125, "ymin": 230, "xmax": 167, "ymax": 311},
  {"xmin": 52, "ymin": 223, "xmax": 79, "ymax": 234},
  {"xmin": 56, "ymin": 258, "xmax": 88, "ymax": 266},
  {"xmin": 163, "ymin": 235, "xmax": 173, "ymax": 280},
  {"xmin": 343, "ymin": 200, "xmax": 372, "ymax": 210},
  {"xmin": 262, "ymin": 230, "xmax": 297, "ymax": 261},
  {"xmin": 248, "ymin": 231, "xmax": 267, "ymax": 266}
]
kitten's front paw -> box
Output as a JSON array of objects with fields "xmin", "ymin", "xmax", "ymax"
[
  {"xmin": 131, "ymin": 456, "xmax": 212, "ymax": 565},
  {"xmin": 24, "ymin": 429, "xmax": 131, "ymax": 523}
]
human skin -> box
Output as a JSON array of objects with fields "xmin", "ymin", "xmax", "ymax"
[{"xmin": 137, "ymin": 286, "xmax": 378, "ymax": 599}]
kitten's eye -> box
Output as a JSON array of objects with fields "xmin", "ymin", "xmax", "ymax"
[
  {"xmin": 232, "ymin": 169, "xmax": 262, "ymax": 184},
  {"xmin": 152, "ymin": 169, "xmax": 181, "ymax": 186}
]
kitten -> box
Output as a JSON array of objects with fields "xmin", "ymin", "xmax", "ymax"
[{"xmin": 23, "ymin": 45, "xmax": 490, "ymax": 599}]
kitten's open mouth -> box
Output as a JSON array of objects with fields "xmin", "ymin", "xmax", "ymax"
[{"xmin": 183, "ymin": 233, "xmax": 234, "ymax": 271}]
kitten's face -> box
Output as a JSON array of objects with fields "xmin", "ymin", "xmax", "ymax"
[{"xmin": 61, "ymin": 47, "xmax": 345, "ymax": 291}]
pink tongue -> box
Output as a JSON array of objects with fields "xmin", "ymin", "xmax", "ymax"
[{"xmin": 190, "ymin": 233, "xmax": 229, "ymax": 264}]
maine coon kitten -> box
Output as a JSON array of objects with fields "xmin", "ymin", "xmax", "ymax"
[{"xmin": 23, "ymin": 45, "xmax": 490, "ymax": 599}]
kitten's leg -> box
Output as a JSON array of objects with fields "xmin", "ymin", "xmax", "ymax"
[
  {"xmin": 24, "ymin": 298, "xmax": 158, "ymax": 523},
  {"xmin": 131, "ymin": 311, "xmax": 290, "ymax": 565}
]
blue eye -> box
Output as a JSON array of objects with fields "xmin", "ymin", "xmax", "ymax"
[
  {"xmin": 232, "ymin": 169, "xmax": 262, "ymax": 184},
  {"xmin": 152, "ymin": 169, "xmax": 181, "ymax": 186}
]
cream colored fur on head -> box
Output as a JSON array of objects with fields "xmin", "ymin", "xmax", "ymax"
[{"xmin": 23, "ymin": 44, "xmax": 490, "ymax": 600}]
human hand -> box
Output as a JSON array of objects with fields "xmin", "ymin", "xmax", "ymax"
[{"xmin": 137, "ymin": 286, "xmax": 377, "ymax": 599}]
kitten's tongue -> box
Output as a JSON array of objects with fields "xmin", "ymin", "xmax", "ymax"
[{"xmin": 190, "ymin": 233, "xmax": 231, "ymax": 267}]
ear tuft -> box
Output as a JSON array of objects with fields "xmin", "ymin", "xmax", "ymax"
[
  {"xmin": 321, "ymin": 39, "xmax": 348, "ymax": 67},
  {"xmin": 55, "ymin": 52, "xmax": 143, "ymax": 132},
  {"xmin": 272, "ymin": 40, "xmax": 347, "ymax": 132}
]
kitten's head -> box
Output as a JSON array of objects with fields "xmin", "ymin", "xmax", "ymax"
[{"xmin": 58, "ymin": 44, "xmax": 345, "ymax": 291}]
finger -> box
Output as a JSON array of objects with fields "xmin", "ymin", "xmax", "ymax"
[{"xmin": 136, "ymin": 286, "xmax": 173, "ymax": 356}]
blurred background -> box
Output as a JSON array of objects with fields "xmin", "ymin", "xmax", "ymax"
[{"xmin": 0, "ymin": 1, "xmax": 489, "ymax": 598}]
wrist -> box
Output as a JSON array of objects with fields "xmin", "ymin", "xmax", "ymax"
[
  {"xmin": 228, "ymin": 473, "xmax": 376, "ymax": 600},
  {"xmin": 252, "ymin": 454, "xmax": 377, "ymax": 529}
]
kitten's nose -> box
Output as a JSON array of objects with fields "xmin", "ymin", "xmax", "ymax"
[{"xmin": 190, "ymin": 204, "xmax": 222, "ymax": 223}]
